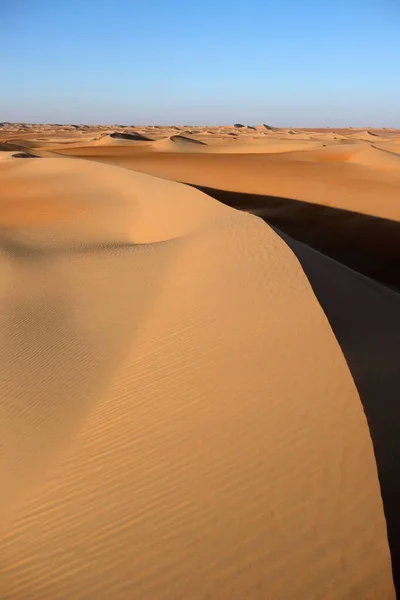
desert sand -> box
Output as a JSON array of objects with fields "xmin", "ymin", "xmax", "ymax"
[{"xmin": 1, "ymin": 123, "xmax": 399, "ymax": 599}]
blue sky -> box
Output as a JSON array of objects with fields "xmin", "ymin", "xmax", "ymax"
[{"xmin": 1, "ymin": 0, "xmax": 399, "ymax": 125}]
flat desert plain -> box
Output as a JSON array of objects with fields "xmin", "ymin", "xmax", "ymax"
[{"xmin": 1, "ymin": 122, "xmax": 400, "ymax": 599}]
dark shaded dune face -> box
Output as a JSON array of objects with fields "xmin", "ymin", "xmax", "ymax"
[
  {"xmin": 263, "ymin": 124, "xmax": 279, "ymax": 131},
  {"xmin": 169, "ymin": 135, "xmax": 206, "ymax": 145},
  {"xmin": 275, "ymin": 229, "xmax": 400, "ymax": 595},
  {"xmin": 12, "ymin": 152, "xmax": 39, "ymax": 159},
  {"xmin": 1, "ymin": 138, "xmax": 44, "ymax": 150},
  {"xmin": 109, "ymin": 131, "xmax": 154, "ymax": 141},
  {"xmin": 191, "ymin": 185, "xmax": 400, "ymax": 291},
  {"xmin": 0, "ymin": 142, "xmax": 25, "ymax": 152}
]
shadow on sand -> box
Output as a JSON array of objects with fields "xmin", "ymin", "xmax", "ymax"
[
  {"xmin": 191, "ymin": 184, "xmax": 400, "ymax": 291},
  {"xmin": 193, "ymin": 182, "xmax": 400, "ymax": 592}
]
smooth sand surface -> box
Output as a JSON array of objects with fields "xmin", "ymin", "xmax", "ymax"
[{"xmin": 1, "ymin": 124, "xmax": 399, "ymax": 598}]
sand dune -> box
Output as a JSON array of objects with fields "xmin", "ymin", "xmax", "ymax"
[
  {"xmin": 12, "ymin": 151, "xmax": 40, "ymax": 159},
  {"xmin": 0, "ymin": 142, "xmax": 25, "ymax": 152},
  {"xmin": 169, "ymin": 133, "xmax": 206, "ymax": 144},
  {"xmin": 193, "ymin": 184, "xmax": 400, "ymax": 290},
  {"xmin": 374, "ymin": 140, "xmax": 400, "ymax": 155},
  {"xmin": 55, "ymin": 142, "xmax": 400, "ymax": 220},
  {"xmin": 255, "ymin": 124, "xmax": 280, "ymax": 131},
  {"xmin": 98, "ymin": 131, "xmax": 155, "ymax": 143},
  {"xmin": 149, "ymin": 134, "xmax": 208, "ymax": 152},
  {"xmin": 207, "ymin": 138, "xmax": 322, "ymax": 153},
  {"xmin": 280, "ymin": 143, "xmax": 400, "ymax": 169},
  {"xmin": 0, "ymin": 157, "xmax": 395, "ymax": 598},
  {"xmin": 52, "ymin": 135, "xmax": 325, "ymax": 156},
  {"xmin": 347, "ymin": 130, "xmax": 385, "ymax": 142},
  {"xmin": 2, "ymin": 123, "xmax": 399, "ymax": 154},
  {"xmin": 1, "ymin": 124, "xmax": 400, "ymax": 598}
]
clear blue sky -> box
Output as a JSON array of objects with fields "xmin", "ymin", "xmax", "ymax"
[{"xmin": 1, "ymin": 0, "xmax": 399, "ymax": 126}]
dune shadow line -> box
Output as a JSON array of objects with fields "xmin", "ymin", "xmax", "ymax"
[
  {"xmin": 276, "ymin": 230, "xmax": 400, "ymax": 594},
  {"xmin": 193, "ymin": 183, "xmax": 400, "ymax": 593},
  {"xmin": 190, "ymin": 184, "xmax": 400, "ymax": 291}
]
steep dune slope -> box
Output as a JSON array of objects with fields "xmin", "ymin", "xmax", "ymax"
[{"xmin": 0, "ymin": 158, "xmax": 394, "ymax": 599}]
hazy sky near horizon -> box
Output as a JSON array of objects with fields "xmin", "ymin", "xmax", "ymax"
[{"xmin": 1, "ymin": 0, "xmax": 399, "ymax": 126}]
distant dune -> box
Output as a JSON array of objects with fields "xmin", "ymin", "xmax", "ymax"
[
  {"xmin": 280, "ymin": 142, "xmax": 400, "ymax": 170},
  {"xmin": 169, "ymin": 134, "xmax": 206, "ymax": 144},
  {"xmin": 109, "ymin": 131, "xmax": 154, "ymax": 141},
  {"xmin": 51, "ymin": 136, "xmax": 400, "ymax": 221},
  {"xmin": 348, "ymin": 130, "xmax": 385, "ymax": 142},
  {"xmin": 12, "ymin": 151, "xmax": 40, "ymax": 158}
]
